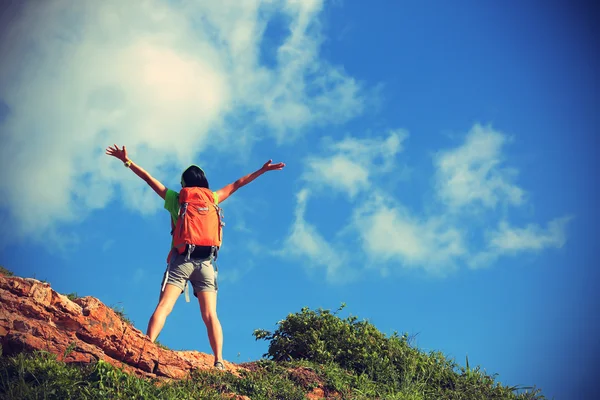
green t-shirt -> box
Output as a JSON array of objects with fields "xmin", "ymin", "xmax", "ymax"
[
  {"xmin": 164, "ymin": 188, "xmax": 219, "ymax": 246},
  {"xmin": 164, "ymin": 189, "xmax": 182, "ymax": 226}
]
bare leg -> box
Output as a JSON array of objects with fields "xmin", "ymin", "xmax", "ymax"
[
  {"xmin": 197, "ymin": 290, "xmax": 223, "ymax": 363},
  {"xmin": 147, "ymin": 284, "xmax": 181, "ymax": 342}
]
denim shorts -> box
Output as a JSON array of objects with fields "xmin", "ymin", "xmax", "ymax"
[{"xmin": 162, "ymin": 252, "xmax": 218, "ymax": 295}]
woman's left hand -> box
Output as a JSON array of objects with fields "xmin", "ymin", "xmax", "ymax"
[{"xmin": 106, "ymin": 144, "xmax": 128, "ymax": 163}]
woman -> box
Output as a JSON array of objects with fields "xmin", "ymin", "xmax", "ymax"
[{"xmin": 106, "ymin": 144, "xmax": 285, "ymax": 370}]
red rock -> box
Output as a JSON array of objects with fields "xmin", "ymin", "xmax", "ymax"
[
  {"xmin": 0, "ymin": 275, "xmax": 245, "ymax": 380},
  {"xmin": 0, "ymin": 274, "xmax": 339, "ymax": 399},
  {"xmin": 223, "ymin": 394, "xmax": 251, "ymax": 400},
  {"xmin": 306, "ymin": 387, "xmax": 326, "ymax": 400}
]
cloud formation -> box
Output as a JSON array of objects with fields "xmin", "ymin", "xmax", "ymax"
[
  {"xmin": 469, "ymin": 216, "xmax": 572, "ymax": 268},
  {"xmin": 351, "ymin": 196, "xmax": 466, "ymax": 274},
  {"xmin": 283, "ymin": 124, "xmax": 570, "ymax": 280},
  {"xmin": 282, "ymin": 189, "xmax": 354, "ymax": 283},
  {"xmin": 0, "ymin": 0, "xmax": 363, "ymax": 244},
  {"xmin": 304, "ymin": 130, "xmax": 407, "ymax": 198},
  {"xmin": 434, "ymin": 124, "xmax": 525, "ymax": 210}
]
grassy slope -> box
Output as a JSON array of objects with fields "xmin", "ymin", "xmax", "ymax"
[
  {"xmin": 0, "ymin": 266, "xmax": 545, "ymax": 399},
  {"xmin": 0, "ymin": 344, "xmax": 545, "ymax": 400}
]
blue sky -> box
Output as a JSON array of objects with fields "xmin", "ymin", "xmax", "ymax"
[{"xmin": 0, "ymin": 1, "xmax": 598, "ymax": 398}]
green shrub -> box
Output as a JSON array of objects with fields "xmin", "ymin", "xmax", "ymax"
[
  {"xmin": 254, "ymin": 305, "xmax": 546, "ymax": 400},
  {"xmin": 0, "ymin": 266, "xmax": 14, "ymax": 277},
  {"xmin": 253, "ymin": 304, "xmax": 414, "ymax": 386},
  {"xmin": 66, "ymin": 292, "xmax": 79, "ymax": 301}
]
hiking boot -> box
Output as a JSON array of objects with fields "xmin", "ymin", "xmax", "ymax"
[{"xmin": 214, "ymin": 361, "xmax": 225, "ymax": 371}]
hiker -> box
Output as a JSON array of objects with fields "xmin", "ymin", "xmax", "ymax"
[{"xmin": 105, "ymin": 144, "xmax": 285, "ymax": 370}]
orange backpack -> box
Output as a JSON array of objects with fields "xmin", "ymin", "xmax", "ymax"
[{"xmin": 171, "ymin": 187, "xmax": 223, "ymax": 257}]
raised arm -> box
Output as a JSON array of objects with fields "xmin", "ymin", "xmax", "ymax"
[
  {"xmin": 105, "ymin": 144, "xmax": 167, "ymax": 200},
  {"xmin": 215, "ymin": 159, "xmax": 285, "ymax": 203}
]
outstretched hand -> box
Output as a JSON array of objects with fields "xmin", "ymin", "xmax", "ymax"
[
  {"xmin": 105, "ymin": 144, "xmax": 128, "ymax": 162},
  {"xmin": 261, "ymin": 159, "xmax": 285, "ymax": 172}
]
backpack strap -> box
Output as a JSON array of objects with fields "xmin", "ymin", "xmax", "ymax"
[
  {"xmin": 185, "ymin": 243, "xmax": 195, "ymax": 262},
  {"xmin": 184, "ymin": 282, "xmax": 190, "ymax": 303},
  {"xmin": 161, "ymin": 267, "xmax": 169, "ymax": 293},
  {"xmin": 210, "ymin": 245, "xmax": 219, "ymax": 265}
]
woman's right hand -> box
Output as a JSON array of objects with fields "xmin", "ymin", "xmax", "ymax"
[
  {"xmin": 260, "ymin": 159, "xmax": 286, "ymax": 172},
  {"xmin": 105, "ymin": 144, "xmax": 128, "ymax": 162}
]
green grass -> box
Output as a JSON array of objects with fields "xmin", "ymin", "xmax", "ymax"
[
  {"xmin": 0, "ymin": 348, "xmax": 545, "ymax": 400},
  {"xmin": 155, "ymin": 340, "xmax": 170, "ymax": 351},
  {"xmin": 0, "ymin": 351, "xmax": 224, "ymax": 400},
  {"xmin": 109, "ymin": 304, "xmax": 134, "ymax": 326},
  {"xmin": 66, "ymin": 292, "xmax": 79, "ymax": 301},
  {"xmin": 0, "ymin": 265, "xmax": 14, "ymax": 277},
  {"xmin": 0, "ymin": 352, "xmax": 310, "ymax": 400},
  {"xmin": 0, "ymin": 302, "xmax": 546, "ymax": 399}
]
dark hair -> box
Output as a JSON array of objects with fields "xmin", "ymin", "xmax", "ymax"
[{"xmin": 181, "ymin": 165, "xmax": 209, "ymax": 189}]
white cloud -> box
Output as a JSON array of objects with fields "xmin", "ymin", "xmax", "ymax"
[
  {"xmin": 489, "ymin": 217, "xmax": 571, "ymax": 252},
  {"xmin": 284, "ymin": 124, "xmax": 571, "ymax": 280},
  {"xmin": 304, "ymin": 130, "xmax": 408, "ymax": 198},
  {"xmin": 434, "ymin": 124, "xmax": 525, "ymax": 210},
  {"xmin": 351, "ymin": 195, "xmax": 466, "ymax": 274},
  {"xmin": 218, "ymin": 269, "xmax": 243, "ymax": 284},
  {"xmin": 469, "ymin": 217, "xmax": 571, "ymax": 269},
  {"xmin": 306, "ymin": 155, "xmax": 370, "ymax": 197},
  {"xmin": 281, "ymin": 189, "xmax": 355, "ymax": 282},
  {"xmin": 0, "ymin": 0, "xmax": 364, "ymax": 245},
  {"xmin": 331, "ymin": 130, "xmax": 406, "ymax": 170}
]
